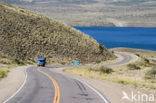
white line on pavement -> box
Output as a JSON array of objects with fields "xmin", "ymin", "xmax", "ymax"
[
  {"xmin": 3, "ymin": 67, "xmax": 28, "ymax": 103},
  {"xmin": 76, "ymin": 78, "xmax": 110, "ymax": 103}
]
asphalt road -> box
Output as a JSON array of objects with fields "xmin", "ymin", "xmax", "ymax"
[
  {"xmin": 6, "ymin": 66, "xmax": 106, "ymax": 103},
  {"xmin": 104, "ymin": 52, "xmax": 137, "ymax": 66},
  {"xmin": 5, "ymin": 52, "xmax": 137, "ymax": 103},
  {"xmin": 50, "ymin": 52, "xmax": 138, "ymax": 68}
]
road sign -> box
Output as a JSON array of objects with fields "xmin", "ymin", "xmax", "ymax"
[{"xmin": 73, "ymin": 60, "xmax": 79, "ymax": 66}]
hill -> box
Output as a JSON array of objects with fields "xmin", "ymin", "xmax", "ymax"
[
  {"xmin": 1, "ymin": 0, "xmax": 156, "ymax": 27},
  {"xmin": 0, "ymin": 2, "xmax": 114, "ymax": 64}
]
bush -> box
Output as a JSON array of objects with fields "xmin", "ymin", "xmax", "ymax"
[
  {"xmin": 127, "ymin": 64, "xmax": 141, "ymax": 70},
  {"xmin": 136, "ymin": 53, "xmax": 140, "ymax": 57},
  {"xmin": 118, "ymin": 80, "xmax": 129, "ymax": 85},
  {"xmin": 99, "ymin": 66, "xmax": 113, "ymax": 74},
  {"xmin": 88, "ymin": 67, "xmax": 94, "ymax": 71},
  {"xmin": 142, "ymin": 58, "xmax": 150, "ymax": 66},
  {"xmin": 145, "ymin": 68, "xmax": 156, "ymax": 79},
  {"xmin": 13, "ymin": 59, "xmax": 25, "ymax": 65},
  {"xmin": 139, "ymin": 58, "xmax": 153, "ymax": 67},
  {"xmin": 0, "ymin": 69, "xmax": 10, "ymax": 78},
  {"xmin": 111, "ymin": 50, "xmax": 114, "ymax": 54},
  {"xmin": 144, "ymin": 58, "xmax": 150, "ymax": 64}
]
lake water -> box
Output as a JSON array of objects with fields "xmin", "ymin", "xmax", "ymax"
[{"xmin": 75, "ymin": 27, "xmax": 156, "ymax": 51}]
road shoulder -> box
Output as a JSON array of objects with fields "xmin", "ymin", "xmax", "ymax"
[
  {"xmin": 52, "ymin": 68, "xmax": 156, "ymax": 103},
  {"xmin": 0, "ymin": 66, "xmax": 28, "ymax": 103}
]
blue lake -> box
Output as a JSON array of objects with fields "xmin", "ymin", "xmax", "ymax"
[{"xmin": 75, "ymin": 27, "xmax": 156, "ymax": 51}]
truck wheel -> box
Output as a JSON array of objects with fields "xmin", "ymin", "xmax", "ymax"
[{"xmin": 43, "ymin": 64, "xmax": 45, "ymax": 67}]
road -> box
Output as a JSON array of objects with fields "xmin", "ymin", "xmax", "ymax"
[
  {"xmin": 4, "ymin": 52, "xmax": 137, "ymax": 103},
  {"xmin": 104, "ymin": 52, "xmax": 138, "ymax": 66},
  {"xmin": 5, "ymin": 67, "xmax": 106, "ymax": 103}
]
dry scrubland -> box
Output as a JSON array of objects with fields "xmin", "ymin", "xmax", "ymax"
[
  {"xmin": 0, "ymin": 51, "xmax": 29, "ymax": 79},
  {"xmin": 65, "ymin": 48, "xmax": 156, "ymax": 90},
  {"xmin": 2, "ymin": 0, "xmax": 156, "ymax": 27},
  {"xmin": 0, "ymin": 2, "xmax": 114, "ymax": 65},
  {"xmin": 0, "ymin": 52, "xmax": 14, "ymax": 79}
]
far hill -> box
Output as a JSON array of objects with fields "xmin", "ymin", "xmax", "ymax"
[
  {"xmin": 1, "ymin": 0, "xmax": 156, "ymax": 27},
  {"xmin": 0, "ymin": 2, "xmax": 115, "ymax": 64}
]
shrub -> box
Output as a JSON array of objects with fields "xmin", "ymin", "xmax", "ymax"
[
  {"xmin": 136, "ymin": 53, "xmax": 140, "ymax": 57},
  {"xmin": 127, "ymin": 64, "xmax": 141, "ymax": 70},
  {"xmin": 111, "ymin": 50, "xmax": 114, "ymax": 54},
  {"xmin": 99, "ymin": 66, "xmax": 113, "ymax": 74},
  {"xmin": 0, "ymin": 58, "xmax": 11, "ymax": 64},
  {"xmin": 144, "ymin": 58, "xmax": 150, "ymax": 64},
  {"xmin": 88, "ymin": 67, "xmax": 94, "ymax": 71},
  {"xmin": 139, "ymin": 58, "xmax": 153, "ymax": 67},
  {"xmin": 145, "ymin": 68, "xmax": 156, "ymax": 79},
  {"xmin": 13, "ymin": 59, "xmax": 25, "ymax": 65},
  {"xmin": 118, "ymin": 80, "xmax": 129, "ymax": 85},
  {"xmin": 0, "ymin": 69, "xmax": 10, "ymax": 78}
]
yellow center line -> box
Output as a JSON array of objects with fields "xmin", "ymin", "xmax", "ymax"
[
  {"xmin": 55, "ymin": 79, "xmax": 60, "ymax": 103},
  {"xmin": 37, "ymin": 68, "xmax": 60, "ymax": 103}
]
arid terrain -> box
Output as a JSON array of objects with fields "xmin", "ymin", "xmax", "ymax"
[{"xmin": 0, "ymin": 0, "xmax": 156, "ymax": 27}]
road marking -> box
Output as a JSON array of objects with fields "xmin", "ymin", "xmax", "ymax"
[
  {"xmin": 3, "ymin": 67, "xmax": 28, "ymax": 103},
  {"xmin": 51, "ymin": 70, "xmax": 110, "ymax": 103},
  {"xmin": 75, "ymin": 78, "xmax": 109, "ymax": 103},
  {"xmin": 37, "ymin": 68, "xmax": 60, "ymax": 103}
]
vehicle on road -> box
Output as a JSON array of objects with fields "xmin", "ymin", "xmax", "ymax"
[{"xmin": 37, "ymin": 57, "xmax": 46, "ymax": 67}]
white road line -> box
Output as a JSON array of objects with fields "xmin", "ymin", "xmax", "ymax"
[
  {"xmin": 75, "ymin": 78, "xmax": 109, "ymax": 103},
  {"xmin": 51, "ymin": 70, "xmax": 110, "ymax": 103},
  {"xmin": 3, "ymin": 67, "xmax": 28, "ymax": 103}
]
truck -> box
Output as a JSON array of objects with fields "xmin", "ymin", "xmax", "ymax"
[{"xmin": 37, "ymin": 57, "xmax": 46, "ymax": 67}]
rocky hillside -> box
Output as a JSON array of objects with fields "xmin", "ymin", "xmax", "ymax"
[{"xmin": 0, "ymin": 2, "xmax": 114, "ymax": 64}]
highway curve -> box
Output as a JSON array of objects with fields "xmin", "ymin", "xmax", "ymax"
[
  {"xmin": 5, "ymin": 66, "xmax": 106, "ymax": 103},
  {"xmin": 4, "ymin": 52, "xmax": 138, "ymax": 103},
  {"xmin": 104, "ymin": 52, "xmax": 138, "ymax": 66}
]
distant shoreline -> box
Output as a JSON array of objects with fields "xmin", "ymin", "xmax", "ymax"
[
  {"xmin": 72, "ymin": 23, "xmax": 156, "ymax": 28},
  {"xmin": 73, "ymin": 26, "xmax": 156, "ymax": 28},
  {"xmin": 110, "ymin": 47, "xmax": 156, "ymax": 52}
]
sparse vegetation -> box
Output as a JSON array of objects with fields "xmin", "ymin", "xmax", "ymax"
[
  {"xmin": 99, "ymin": 66, "xmax": 113, "ymax": 74},
  {"xmin": 127, "ymin": 64, "xmax": 141, "ymax": 70},
  {"xmin": 64, "ymin": 48, "xmax": 156, "ymax": 89},
  {"xmin": 3, "ymin": 0, "xmax": 156, "ymax": 27},
  {"xmin": 0, "ymin": 69, "xmax": 10, "ymax": 79},
  {"xmin": 133, "ymin": 57, "xmax": 155, "ymax": 68},
  {"xmin": 111, "ymin": 48, "xmax": 156, "ymax": 58},
  {"xmin": 145, "ymin": 67, "xmax": 156, "ymax": 79},
  {"xmin": 88, "ymin": 66, "xmax": 113, "ymax": 74},
  {"xmin": 0, "ymin": 2, "xmax": 115, "ymax": 64},
  {"xmin": 139, "ymin": 58, "xmax": 153, "ymax": 67}
]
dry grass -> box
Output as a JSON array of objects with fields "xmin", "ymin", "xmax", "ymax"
[
  {"xmin": 64, "ymin": 48, "xmax": 156, "ymax": 89},
  {"xmin": 65, "ymin": 65, "xmax": 156, "ymax": 89},
  {"xmin": 0, "ymin": 69, "xmax": 10, "ymax": 79},
  {"xmin": 0, "ymin": 2, "xmax": 115, "ymax": 64},
  {"xmin": 5, "ymin": 0, "xmax": 156, "ymax": 27},
  {"xmin": 111, "ymin": 48, "xmax": 156, "ymax": 58}
]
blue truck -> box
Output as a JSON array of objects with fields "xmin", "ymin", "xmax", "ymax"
[{"xmin": 37, "ymin": 57, "xmax": 46, "ymax": 67}]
